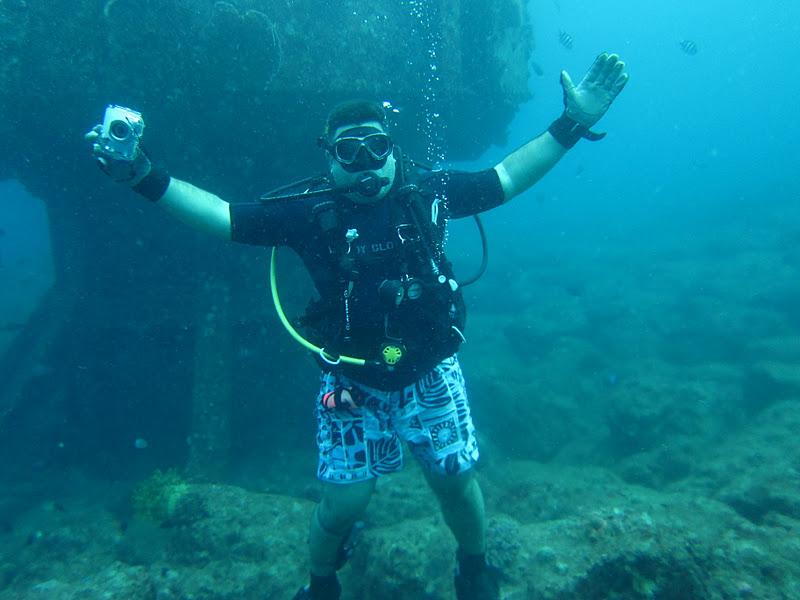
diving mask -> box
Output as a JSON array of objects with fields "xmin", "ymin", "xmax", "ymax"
[
  {"xmin": 324, "ymin": 127, "xmax": 393, "ymax": 166},
  {"xmin": 324, "ymin": 123, "xmax": 396, "ymax": 202},
  {"xmin": 332, "ymin": 132, "xmax": 393, "ymax": 164}
]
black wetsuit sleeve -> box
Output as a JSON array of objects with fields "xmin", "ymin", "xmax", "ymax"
[
  {"xmin": 229, "ymin": 200, "xmax": 307, "ymax": 246},
  {"xmin": 425, "ymin": 169, "xmax": 505, "ymax": 219}
]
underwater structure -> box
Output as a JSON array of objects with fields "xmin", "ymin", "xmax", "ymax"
[{"xmin": 0, "ymin": 0, "xmax": 533, "ymax": 477}]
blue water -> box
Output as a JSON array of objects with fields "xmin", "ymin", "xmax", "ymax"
[{"xmin": 466, "ymin": 0, "xmax": 799, "ymax": 240}]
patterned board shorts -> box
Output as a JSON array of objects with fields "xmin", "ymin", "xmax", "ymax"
[{"xmin": 315, "ymin": 355, "xmax": 480, "ymax": 482}]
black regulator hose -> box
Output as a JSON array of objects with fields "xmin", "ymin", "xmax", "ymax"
[{"xmin": 459, "ymin": 215, "xmax": 488, "ymax": 287}]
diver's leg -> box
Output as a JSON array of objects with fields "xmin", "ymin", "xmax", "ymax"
[
  {"xmin": 423, "ymin": 468, "xmax": 485, "ymax": 555},
  {"xmin": 295, "ymin": 374, "xmax": 387, "ymax": 599},
  {"xmin": 398, "ymin": 356, "xmax": 485, "ymax": 554},
  {"xmin": 424, "ymin": 466, "xmax": 499, "ymax": 600},
  {"xmin": 309, "ymin": 478, "xmax": 375, "ymax": 576},
  {"xmin": 399, "ymin": 356, "xmax": 498, "ymax": 600}
]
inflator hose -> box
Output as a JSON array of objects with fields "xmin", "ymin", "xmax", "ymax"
[{"xmin": 269, "ymin": 247, "xmax": 366, "ymax": 366}]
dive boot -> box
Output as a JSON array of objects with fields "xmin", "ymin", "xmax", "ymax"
[
  {"xmin": 292, "ymin": 521, "xmax": 361, "ymax": 599},
  {"xmin": 291, "ymin": 574, "xmax": 341, "ymax": 600},
  {"xmin": 454, "ymin": 552, "xmax": 501, "ymax": 600}
]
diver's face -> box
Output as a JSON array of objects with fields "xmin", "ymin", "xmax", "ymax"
[{"xmin": 328, "ymin": 120, "xmax": 396, "ymax": 203}]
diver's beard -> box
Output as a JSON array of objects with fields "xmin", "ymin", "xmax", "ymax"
[{"xmin": 331, "ymin": 154, "xmax": 396, "ymax": 203}]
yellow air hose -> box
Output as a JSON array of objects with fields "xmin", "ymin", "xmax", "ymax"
[{"xmin": 269, "ymin": 247, "xmax": 366, "ymax": 366}]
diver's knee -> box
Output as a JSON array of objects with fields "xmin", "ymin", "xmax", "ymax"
[
  {"xmin": 317, "ymin": 479, "xmax": 375, "ymax": 533},
  {"xmin": 426, "ymin": 468, "xmax": 474, "ymax": 500}
]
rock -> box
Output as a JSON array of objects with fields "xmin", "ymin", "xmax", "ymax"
[{"xmin": 349, "ymin": 514, "xmax": 455, "ymax": 600}]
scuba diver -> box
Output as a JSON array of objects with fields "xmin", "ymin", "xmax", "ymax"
[{"xmin": 86, "ymin": 53, "xmax": 628, "ymax": 600}]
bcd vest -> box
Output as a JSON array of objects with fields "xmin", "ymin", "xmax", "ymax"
[{"xmin": 297, "ymin": 158, "xmax": 467, "ymax": 385}]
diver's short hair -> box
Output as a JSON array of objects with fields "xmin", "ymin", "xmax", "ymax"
[{"xmin": 324, "ymin": 100, "xmax": 387, "ymax": 140}]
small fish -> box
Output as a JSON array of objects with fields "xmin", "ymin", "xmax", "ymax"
[
  {"xmin": 558, "ymin": 30, "xmax": 573, "ymax": 50},
  {"xmin": 531, "ymin": 61, "xmax": 544, "ymax": 77},
  {"xmin": 679, "ymin": 39, "xmax": 698, "ymax": 55},
  {"xmin": 134, "ymin": 438, "xmax": 149, "ymax": 449}
]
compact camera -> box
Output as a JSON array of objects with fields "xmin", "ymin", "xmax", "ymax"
[{"xmin": 100, "ymin": 105, "xmax": 144, "ymax": 161}]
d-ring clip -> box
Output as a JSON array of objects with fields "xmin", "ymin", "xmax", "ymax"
[{"xmin": 319, "ymin": 348, "xmax": 341, "ymax": 365}]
